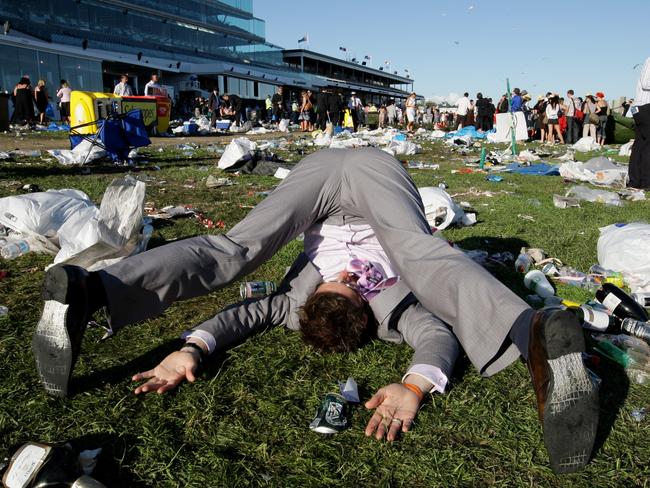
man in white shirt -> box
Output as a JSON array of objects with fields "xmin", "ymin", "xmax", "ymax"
[
  {"xmin": 455, "ymin": 92, "xmax": 471, "ymax": 129},
  {"xmin": 113, "ymin": 74, "xmax": 133, "ymax": 97},
  {"xmin": 629, "ymin": 57, "xmax": 650, "ymax": 188},
  {"xmin": 562, "ymin": 90, "xmax": 578, "ymax": 145},
  {"xmin": 144, "ymin": 73, "xmax": 160, "ymax": 97}
]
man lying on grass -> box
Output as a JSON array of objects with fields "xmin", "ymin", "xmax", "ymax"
[{"xmin": 34, "ymin": 147, "xmax": 599, "ymax": 474}]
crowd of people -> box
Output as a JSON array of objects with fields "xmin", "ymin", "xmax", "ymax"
[
  {"xmin": 6, "ymin": 70, "xmax": 630, "ymax": 150},
  {"xmin": 450, "ymin": 88, "xmax": 626, "ymax": 146},
  {"xmin": 9, "ymin": 75, "xmax": 72, "ymax": 126}
]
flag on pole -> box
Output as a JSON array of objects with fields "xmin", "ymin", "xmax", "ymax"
[{"xmin": 298, "ymin": 34, "xmax": 308, "ymax": 43}]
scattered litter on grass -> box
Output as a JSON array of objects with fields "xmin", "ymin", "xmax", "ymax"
[
  {"xmin": 572, "ymin": 136, "xmax": 601, "ymax": 152},
  {"xmin": 559, "ymin": 156, "xmax": 629, "ymax": 188},
  {"xmin": 338, "ymin": 377, "xmax": 360, "ymax": 403},
  {"xmin": 206, "ymin": 175, "xmax": 234, "ymax": 188},
  {"xmin": 566, "ymin": 185, "xmax": 622, "ymax": 207},
  {"xmin": 619, "ymin": 140, "xmax": 634, "ymax": 157},
  {"xmin": 631, "ymin": 408, "xmax": 646, "ymax": 422},
  {"xmin": 419, "ymin": 186, "xmax": 476, "ymax": 230}
]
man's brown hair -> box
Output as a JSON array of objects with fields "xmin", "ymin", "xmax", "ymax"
[{"xmin": 298, "ymin": 292, "xmax": 371, "ymax": 353}]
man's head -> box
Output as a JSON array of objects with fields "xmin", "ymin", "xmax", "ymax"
[
  {"xmin": 222, "ymin": 94, "xmax": 230, "ymax": 101},
  {"xmin": 121, "ymin": 74, "xmax": 129, "ymax": 83},
  {"xmin": 567, "ymin": 89, "xmax": 574, "ymax": 96},
  {"xmin": 151, "ymin": 73, "xmax": 159, "ymax": 82},
  {"xmin": 212, "ymin": 87, "xmax": 219, "ymax": 93},
  {"xmin": 298, "ymin": 272, "xmax": 371, "ymax": 353},
  {"xmin": 464, "ymin": 92, "xmax": 469, "ymax": 97}
]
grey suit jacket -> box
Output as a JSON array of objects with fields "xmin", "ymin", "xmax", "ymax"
[{"xmin": 192, "ymin": 253, "xmax": 459, "ymax": 378}]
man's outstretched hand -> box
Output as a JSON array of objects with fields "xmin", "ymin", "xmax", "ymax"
[
  {"xmin": 132, "ymin": 351, "xmax": 198, "ymax": 395},
  {"xmin": 364, "ymin": 383, "xmax": 421, "ymax": 441}
]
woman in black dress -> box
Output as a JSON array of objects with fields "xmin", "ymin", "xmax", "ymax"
[
  {"xmin": 34, "ymin": 79, "xmax": 49, "ymax": 125},
  {"xmin": 11, "ymin": 76, "xmax": 35, "ymax": 125}
]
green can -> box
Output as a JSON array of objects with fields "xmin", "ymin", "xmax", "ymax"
[
  {"xmin": 309, "ymin": 393, "xmax": 351, "ymax": 434},
  {"xmin": 239, "ymin": 281, "xmax": 277, "ymax": 299}
]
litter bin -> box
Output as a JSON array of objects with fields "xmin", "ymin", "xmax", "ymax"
[
  {"xmin": 70, "ymin": 91, "xmax": 121, "ymax": 134},
  {"xmin": 155, "ymin": 96, "xmax": 171, "ymax": 134},
  {"xmin": 121, "ymin": 96, "xmax": 158, "ymax": 133},
  {"xmin": 0, "ymin": 93, "xmax": 10, "ymax": 131}
]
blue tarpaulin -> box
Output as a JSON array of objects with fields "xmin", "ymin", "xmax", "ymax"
[
  {"xmin": 504, "ymin": 162, "xmax": 560, "ymax": 176},
  {"xmin": 445, "ymin": 126, "xmax": 495, "ymax": 140}
]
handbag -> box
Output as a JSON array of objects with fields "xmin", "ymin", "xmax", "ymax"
[
  {"xmin": 574, "ymin": 108, "xmax": 584, "ymax": 121},
  {"xmin": 588, "ymin": 112, "xmax": 599, "ymax": 124}
]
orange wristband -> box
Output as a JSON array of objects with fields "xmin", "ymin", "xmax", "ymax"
[{"xmin": 402, "ymin": 382, "xmax": 425, "ymax": 402}]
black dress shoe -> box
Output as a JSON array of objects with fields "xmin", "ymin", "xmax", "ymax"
[
  {"xmin": 527, "ymin": 309, "xmax": 599, "ymax": 474},
  {"xmin": 32, "ymin": 265, "xmax": 94, "ymax": 397}
]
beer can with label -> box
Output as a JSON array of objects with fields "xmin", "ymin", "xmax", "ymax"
[
  {"xmin": 239, "ymin": 281, "xmax": 277, "ymax": 299},
  {"xmin": 309, "ymin": 393, "xmax": 351, "ymax": 434}
]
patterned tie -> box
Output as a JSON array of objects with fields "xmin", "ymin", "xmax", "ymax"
[{"xmin": 345, "ymin": 258, "xmax": 399, "ymax": 302}]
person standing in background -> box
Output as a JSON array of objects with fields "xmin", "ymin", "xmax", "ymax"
[
  {"xmin": 405, "ymin": 92, "xmax": 417, "ymax": 133},
  {"xmin": 582, "ymin": 95, "xmax": 598, "ymax": 139},
  {"xmin": 455, "ymin": 92, "xmax": 470, "ymax": 129},
  {"xmin": 562, "ymin": 90, "xmax": 578, "ymax": 144},
  {"xmin": 34, "ymin": 79, "xmax": 49, "ymax": 126},
  {"xmin": 595, "ymin": 92, "xmax": 609, "ymax": 147},
  {"xmin": 628, "ymin": 57, "xmax": 650, "ymax": 188},
  {"xmin": 144, "ymin": 73, "xmax": 160, "ymax": 96},
  {"xmin": 113, "ymin": 74, "xmax": 134, "ymax": 97},
  {"xmin": 56, "ymin": 80, "xmax": 71, "ymax": 125},
  {"xmin": 11, "ymin": 76, "xmax": 35, "ymax": 125},
  {"xmin": 208, "ymin": 87, "xmax": 221, "ymax": 128}
]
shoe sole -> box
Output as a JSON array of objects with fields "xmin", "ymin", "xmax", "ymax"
[
  {"xmin": 41, "ymin": 265, "xmax": 72, "ymax": 303},
  {"xmin": 32, "ymin": 300, "xmax": 72, "ymax": 397},
  {"xmin": 542, "ymin": 312, "xmax": 599, "ymax": 474}
]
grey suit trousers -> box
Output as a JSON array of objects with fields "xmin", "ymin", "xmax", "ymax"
[{"xmin": 99, "ymin": 148, "xmax": 532, "ymax": 376}]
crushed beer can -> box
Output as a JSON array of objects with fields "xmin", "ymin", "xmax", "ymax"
[
  {"xmin": 239, "ymin": 281, "xmax": 277, "ymax": 299},
  {"xmin": 309, "ymin": 393, "xmax": 351, "ymax": 434}
]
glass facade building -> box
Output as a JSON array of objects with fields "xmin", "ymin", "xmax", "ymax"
[{"xmin": 0, "ymin": 0, "xmax": 412, "ymax": 104}]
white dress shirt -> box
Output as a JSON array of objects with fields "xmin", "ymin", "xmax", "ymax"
[
  {"xmin": 634, "ymin": 57, "xmax": 650, "ymax": 107},
  {"xmin": 456, "ymin": 96, "xmax": 470, "ymax": 116}
]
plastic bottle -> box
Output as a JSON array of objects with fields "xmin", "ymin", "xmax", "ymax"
[
  {"xmin": 589, "ymin": 264, "xmax": 625, "ymax": 287},
  {"xmin": 514, "ymin": 253, "xmax": 534, "ymax": 274},
  {"xmin": 596, "ymin": 283, "xmax": 649, "ymax": 322},
  {"xmin": 541, "ymin": 262, "xmax": 559, "ymax": 276},
  {"xmin": 523, "ymin": 269, "xmax": 555, "ymax": 298},
  {"xmin": 1, "ymin": 240, "xmax": 30, "ymax": 260},
  {"xmin": 621, "ymin": 318, "xmax": 650, "ymax": 344},
  {"xmin": 569, "ymin": 305, "xmax": 616, "ymax": 332},
  {"xmin": 0, "ymin": 305, "xmax": 8, "ymax": 316}
]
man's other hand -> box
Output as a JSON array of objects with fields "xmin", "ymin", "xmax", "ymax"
[
  {"xmin": 364, "ymin": 383, "xmax": 420, "ymax": 441},
  {"xmin": 132, "ymin": 351, "xmax": 198, "ymax": 395}
]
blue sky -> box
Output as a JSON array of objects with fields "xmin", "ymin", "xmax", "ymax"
[{"xmin": 256, "ymin": 0, "xmax": 648, "ymax": 103}]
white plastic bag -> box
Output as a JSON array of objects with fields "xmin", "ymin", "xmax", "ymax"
[
  {"xmin": 47, "ymin": 139, "xmax": 107, "ymax": 165},
  {"xmin": 572, "ymin": 136, "xmax": 600, "ymax": 152},
  {"xmin": 217, "ymin": 137, "xmax": 257, "ymax": 169},
  {"xmin": 619, "ymin": 140, "xmax": 634, "ymax": 157},
  {"xmin": 418, "ymin": 187, "xmax": 476, "ymax": 230},
  {"xmin": 559, "ymin": 157, "xmax": 628, "ymax": 187},
  {"xmin": 384, "ymin": 140, "xmax": 421, "ymax": 156},
  {"xmin": 278, "ymin": 119, "xmax": 290, "ymax": 132},
  {"xmin": 565, "ymin": 185, "xmax": 622, "ymax": 206},
  {"xmin": 0, "ymin": 177, "xmax": 147, "ymax": 269},
  {"xmin": 598, "ymin": 223, "xmax": 650, "ymax": 293}
]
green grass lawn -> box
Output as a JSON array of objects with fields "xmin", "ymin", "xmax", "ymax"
[{"xmin": 1, "ymin": 135, "xmax": 649, "ymax": 487}]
